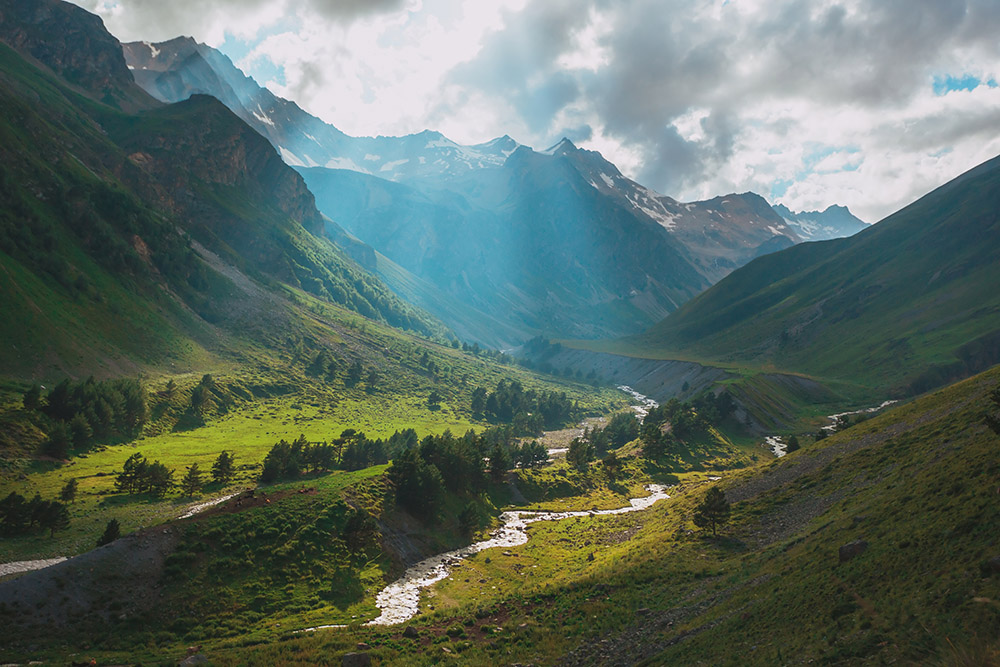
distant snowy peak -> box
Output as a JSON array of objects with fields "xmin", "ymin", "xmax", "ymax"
[
  {"xmin": 772, "ymin": 203, "xmax": 868, "ymax": 241},
  {"xmin": 122, "ymin": 39, "xmax": 521, "ymax": 183}
]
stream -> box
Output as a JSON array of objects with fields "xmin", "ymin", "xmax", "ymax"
[
  {"xmin": 617, "ymin": 385, "xmax": 659, "ymax": 420},
  {"xmin": 768, "ymin": 400, "xmax": 898, "ymax": 457},
  {"xmin": 300, "ymin": 483, "xmax": 671, "ymax": 631}
]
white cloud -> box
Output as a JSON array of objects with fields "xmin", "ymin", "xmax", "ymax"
[{"xmin": 69, "ymin": 0, "xmax": 1000, "ymax": 221}]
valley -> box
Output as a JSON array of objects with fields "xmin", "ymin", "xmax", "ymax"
[{"xmin": 1, "ymin": 1, "xmax": 999, "ymax": 665}]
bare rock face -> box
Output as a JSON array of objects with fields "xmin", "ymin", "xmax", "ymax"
[
  {"xmin": 0, "ymin": 0, "xmax": 148, "ymax": 109},
  {"xmin": 838, "ymin": 539, "xmax": 868, "ymax": 563}
]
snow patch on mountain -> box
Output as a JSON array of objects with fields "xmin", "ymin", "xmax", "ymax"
[{"xmin": 381, "ymin": 159, "xmax": 410, "ymax": 172}]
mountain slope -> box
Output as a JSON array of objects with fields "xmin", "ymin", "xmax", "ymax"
[
  {"xmin": 0, "ymin": 2, "xmax": 444, "ymax": 379},
  {"xmin": 633, "ymin": 154, "xmax": 1000, "ymax": 395},
  {"xmin": 301, "ymin": 142, "xmax": 715, "ymax": 342}
]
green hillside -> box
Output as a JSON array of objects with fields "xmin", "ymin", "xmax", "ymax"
[
  {"xmin": 0, "ymin": 32, "xmax": 440, "ymax": 381},
  {"xmin": 627, "ymin": 155, "xmax": 1000, "ymax": 397}
]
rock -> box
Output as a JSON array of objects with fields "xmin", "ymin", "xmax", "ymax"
[
  {"xmin": 839, "ymin": 539, "xmax": 869, "ymax": 562},
  {"xmin": 356, "ymin": 642, "xmax": 371, "ymax": 651},
  {"xmin": 402, "ymin": 625, "xmax": 419, "ymax": 638},
  {"xmin": 342, "ymin": 652, "xmax": 371, "ymax": 667},
  {"xmin": 179, "ymin": 655, "xmax": 209, "ymax": 666},
  {"xmin": 636, "ymin": 608, "xmax": 652, "ymax": 616}
]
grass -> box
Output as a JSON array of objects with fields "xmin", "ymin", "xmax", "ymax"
[{"xmin": 113, "ymin": 362, "xmax": 997, "ymax": 666}]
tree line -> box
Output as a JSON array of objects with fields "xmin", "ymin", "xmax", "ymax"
[
  {"xmin": 115, "ymin": 450, "xmax": 235, "ymax": 497},
  {"xmin": 0, "ymin": 492, "xmax": 70, "ymax": 537},
  {"xmin": 386, "ymin": 428, "xmax": 549, "ymax": 521},
  {"xmin": 24, "ymin": 377, "xmax": 149, "ymax": 459},
  {"xmin": 471, "ymin": 379, "xmax": 575, "ymax": 434}
]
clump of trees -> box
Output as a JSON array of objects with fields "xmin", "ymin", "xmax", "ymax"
[
  {"xmin": 24, "ymin": 377, "xmax": 149, "ymax": 458},
  {"xmin": 259, "ymin": 432, "xmax": 390, "ymax": 483},
  {"xmin": 640, "ymin": 392, "xmax": 735, "ymax": 459},
  {"xmin": 387, "ymin": 430, "xmax": 487, "ymax": 520},
  {"xmin": 115, "ymin": 452, "xmax": 175, "ymax": 497},
  {"xmin": 470, "ymin": 379, "xmax": 575, "ymax": 434},
  {"xmin": 0, "ymin": 492, "xmax": 70, "ymax": 537},
  {"xmin": 566, "ymin": 412, "xmax": 642, "ymax": 469}
]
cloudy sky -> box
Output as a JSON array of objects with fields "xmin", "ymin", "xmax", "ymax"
[{"xmin": 72, "ymin": 0, "xmax": 1000, "ymax": 222}]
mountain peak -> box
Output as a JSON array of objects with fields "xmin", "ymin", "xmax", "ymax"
[{"xmin": 542, "ymin": 137, "xmax": 576, "ymax": 155}]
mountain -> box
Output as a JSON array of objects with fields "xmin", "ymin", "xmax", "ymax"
[
  {"xmin": 301, "ymin": 141, "xmax": 717, "ymax": 342},
  {"xmin": 773, "ymin": 202, "xmax": 868, "ymax": 241},
  {"xmin": 0, "ymin": 0, "xmax": 444, "ymax": 379},
  {"xmin": 632, "ymin": 154, "xmax": 1000, "ymax": 396},
  {"xmin": 122, "ymin": 38, "xmax": 521, "ymax": 182},
  {"xmin": 121, "ymin": 39, "xmax": 826, "ymax": 344},
  {"xmin": 0, "ymin": 0, "xmax": 153, "ymax": 110}
]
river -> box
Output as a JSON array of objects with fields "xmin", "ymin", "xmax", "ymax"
[
  {"xmin": 617, "ymin": 385, "xmax": 659, "ymax": 420},
  {"xmin": 300, "ymin": 483, "xmax": 671, "ymax": 631}
]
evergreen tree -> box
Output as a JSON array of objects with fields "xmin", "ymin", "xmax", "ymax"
[
  {"xmin": 59, "ymin": 478, "xmax": 78, "ymax": 504},
  {"xmin": 0, "ymin": 492, "xmax": 30, "ymax": 536},
  {"xmin": 145, "ymin": 462, "xmax": 174, "ymax": 497},
  {"xmin": 566, "ymin": 437, "xmax": 594, "ymax": 471},
  {"xmin": 42, "ymin": 422, "xmax": 72, "ymax": 459},
  {"xmin": 427, "ymin": 390, "xmax": 443, "ymax": 410},
  {"xmin": 459, "ymin": 501, "xmax": 481, "ymax": 536},
  {"xmin": 116, "ymin": 453, "xmax": 148, "ymax": 493},
  {"xmin": 211, "ymin": 450, "xmax": 235, "ymax": 485},
  {"xmin": 38, "ymin": 501, "xmax": 70, "ymax": 537},
  {"xmin": 180, "ymin": 463, "xmax": 203, "ymax": 497},
  {"xmin": 97, "ymin": 518, "xmax": 121, "ymax": 547},
  {"xmin": 488, "ymin": 443, "xmax": 510, "ymax": 482},
  {"xmin": 68, "ymin": 413, "xmax": 93, "ymax": 450},
  {"xmin": 786, "ymin": 435, "xmax": 801, "ymax": 453},
  {"xmin": 346, "ymin": 360, "xmax": 363, "ymax": 387},
  {"xmin": 22, "ymin": 384, "xmax": 42, "ymax": 411},
  {"xmin": 693, "ymin": 487, "xmax": 731, "ymax": 537}
]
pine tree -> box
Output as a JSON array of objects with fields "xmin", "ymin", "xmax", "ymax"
[
  {"xmin": 488, "ymin": 443, "xmax": 510, "ymax": 482},
  {"xmin": 97, "ymin": 518, "xmax": 121, "ymax": 547},
  {"xmin": 211, "ymin": 450, "xmax": 235, "ymax": 485},
  {"xmin": 693, "ymin": 487, "xmax": 731, "ymax": 537},
  {"xmin": 22, "ymin": 385, "xmax": 42, "ymax": 411},
  {"xmin": 59, "ymin": 478, "xmax": 78, "ymax": 504},
  {"xmin": 38, "ymin": 501, "xmax": 70, "ymax": 537},
  {"xmin": 180, "ymin": 463, "xmax": 203, "ymax": 497},
  {"xmin": 786, "ymin": 435, "xmax": 801, "ymax": 453}
]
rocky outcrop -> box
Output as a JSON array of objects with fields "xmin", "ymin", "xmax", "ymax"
[{"xmin": 0, "ymin": 0, "xmax": 151, "ymax": 109}]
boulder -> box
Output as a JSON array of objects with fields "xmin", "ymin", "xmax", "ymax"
[
  {"xmin": 402, "ymin": 625, "xmax": 419, "ymax": 638},
  {"xmin": 179, "ymin": 655, "xmax": 209, "ymax": 666},
  {"xmin": 838, "ymin": 539, "xmax": 868, "ymax": 562},
  {"xmin": 342, "ymin": 652, "xmax": 371, "ymax": 667}
]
